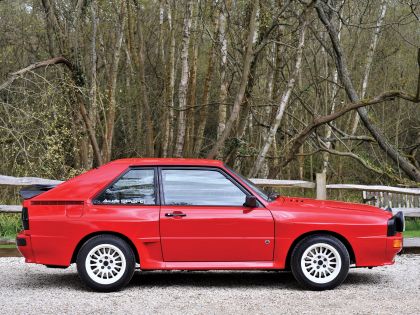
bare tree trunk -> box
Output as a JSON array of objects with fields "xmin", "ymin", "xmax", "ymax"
[
  {"xmin": 41, "ymin": 0, "xmax": 64, "ymax": 53},
  {"xmin": 267, "ymin": 24, "xmax": 287, "ymax": 177},
  {"xmin": 158, "ymin": 0, "xmax": 166, "ymax": 69},
  {"xmin": 88, "ymin": 0, "xmax": 99, "ymax": 167},
  {"xmin": 157, "ymin": 0, "xmax": 166, "ymax": 156},
  {"xmin": 322, "ymin": 15, "xmax": 342, "ymax": 174},
  {"xmin": 185, "ymin": 1, "xmax": 200, "ymax": 157},
  {"xmin": 174, "ymin": 0, "xmax": 193, "ymax": 157},
  {"xmin": 216, "ymin": 0, "xmax": 229, "ymax": 142},
  {"xmin": 227, "ymin": 56, "xmax": 258, "ymax": 167},
  {"xmin": 322, "ymin": 67, "xmax": 339, "ymax": 174},
  {"xmin": 350, "ymin": 0, "xmax": 387, "ymax": 135},
  {"xmin": 259, "ymin": 42, "xmax": 276, "ymax": 178},
  {"xmin": 206, "ymin": 0, "xmax": 259, "ymax": 159},
  {"xmin": 162, "ymin": 0, "xmax": 176, "ymax": 157},
  {"xmin": 248, "ymin": 18, "xmax": 307, "ymax": 177},
  {"xmin": 316, "ymin": 0, "xmax": 420, "ymax": 182},
  {"xmin": 193, "ymin": 12, "xmax": 219, "ymax": 157},
  {"xmin": 136, "ymin": 6, "xmax": 154, "ymax": 157},
  {"xmin": 102, "ymin": 3, "xmax": 126, "ymax": 163}
]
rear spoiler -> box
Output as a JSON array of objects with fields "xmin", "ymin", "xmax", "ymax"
[{"xmin": 19, "ymin": 184, "xmax": 57, "ymax": 200}]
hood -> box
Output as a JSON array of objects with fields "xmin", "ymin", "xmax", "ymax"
[{"xmin": 270, "ymin": 196, "xmax": 391, "ymax": 217}]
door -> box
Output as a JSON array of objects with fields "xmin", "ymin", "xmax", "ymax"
[{"xmin": 159, "ymin": 168, "xmax": 274, "ymax": 262}]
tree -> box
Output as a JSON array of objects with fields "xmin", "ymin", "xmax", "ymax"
[
  {"xmin": 1, "ymin": 0, "xmax": 419, "ymax": 185},
  {"xmin": 174, "ymin": 0, "xmax": 193, "ymax": 157},
  {"xmin": 206, "ymin": 0, "xmax": 259, "ymax": 159},
  {"xmin": 315, "ymin": 0, "xmax": 420, "ymax": 182},
  {"xmin": 249, "ymin": 11, "xmax": 308, "ymax": 177}
]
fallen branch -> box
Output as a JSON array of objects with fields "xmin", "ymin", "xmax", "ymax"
[{"xmin": 282, "ymin": 90, "xmax": 420, "ymax": 167}]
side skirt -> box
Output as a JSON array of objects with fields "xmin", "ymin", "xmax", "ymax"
[{"xmin": 142, "ymin": 261, "xmax": 280, "ymax": 270}]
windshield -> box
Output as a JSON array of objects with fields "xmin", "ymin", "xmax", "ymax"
[{"xmin": 225, "ymin": 165, "xmax": 273, "ymax": 202}]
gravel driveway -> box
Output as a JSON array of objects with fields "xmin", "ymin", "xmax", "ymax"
[{"xmin": 0, "ymin": 255, "xmax": 419, "ymax": 315}]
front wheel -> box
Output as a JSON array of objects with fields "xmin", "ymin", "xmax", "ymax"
[
  {"xmin": 76, "ymin": 235, "xmax": 136, "ymax": 292},
  {"xmin": 290, "ymin": 235, "xmax": 350, "ymax": 290}
]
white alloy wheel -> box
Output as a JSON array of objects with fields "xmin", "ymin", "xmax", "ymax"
[
  {"xmin": 85, "ymin": 244, "xmax": 127, "ymax": 285},
  {"xmin": 300, "ymin": 243, "xmax": 342, "ymax": 284}
]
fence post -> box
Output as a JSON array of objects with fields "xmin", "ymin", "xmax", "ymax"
[{"xmin": 316, "ymin": 173, "xmax": 327, "ymax": 200}]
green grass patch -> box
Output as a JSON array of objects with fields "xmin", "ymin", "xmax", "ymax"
[
  {"xmin": 0, "ymin": 213, "xmax": 22, "ymax": 240},
  {"xmin": 404, "ymin": 230, "xmax": 420, "ymax": 238},
  {"xmin": 0, "ymin": 244, "xmax": 16, "ymax": 249},
  {"xmin": 404, "ymin": 218, "xmax": 420, "ymax": 238}
]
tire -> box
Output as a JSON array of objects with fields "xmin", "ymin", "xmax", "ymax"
[
  {"xmin": 76, "ymin": 235, "xmax": 136, "ymax": 292},
  {"xmin": 290, "ymin": 234, "xmax": 350, "ymax": 290}
]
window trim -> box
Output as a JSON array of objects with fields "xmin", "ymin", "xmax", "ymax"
[
  {"xmin": 158, "ymin": 166, "xmax": 263, "ymax": 208},
  {"xmin": 92, "ymin": 167, "xmax": 159, "ymax": 206}
]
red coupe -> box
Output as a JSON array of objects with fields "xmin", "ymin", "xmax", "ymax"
[{"xmin": 16, "ymin": 158, "xmax": 404, "ymax": 291}]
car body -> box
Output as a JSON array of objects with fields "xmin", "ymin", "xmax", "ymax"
[{"xmin": 16, "ymin": 158, "xmax": 404, "ymax": 291}]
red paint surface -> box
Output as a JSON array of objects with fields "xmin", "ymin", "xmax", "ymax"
[{"xmin": 17, "ymin": 158, "xmax": 402, "ymax": 270}]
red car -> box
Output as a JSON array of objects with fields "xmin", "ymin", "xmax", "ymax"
[{"xmin": 16, "ymin": 158, "xmax": 404, "ymax": 292}]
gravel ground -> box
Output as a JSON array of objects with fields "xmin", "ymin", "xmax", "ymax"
[{"xmin": 0, "ymin": 255, "xmax": 419, "ymax": 315}]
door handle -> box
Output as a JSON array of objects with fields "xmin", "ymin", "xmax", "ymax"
[{"xmin": 165, "ymin": 212, "xmax": 187, "ymax": 217}]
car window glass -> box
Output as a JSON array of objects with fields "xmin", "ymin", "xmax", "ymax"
[
  {"xmin": 161, "ymin": 169, "xmax": 246, "ymax": 206},
  {"xmin": 94, "ymin": 169, "xmax": 156, "ymax": 205}
]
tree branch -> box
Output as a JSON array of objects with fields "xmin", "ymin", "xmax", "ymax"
[
  {"xmin": 282, "ymin": 90, "xmax": 420, "ymax": 167},
  {"xmin": 315, "ymin": 0, "xmax": 420, "ymax": 181},
  {"xmin": 0, "ymin": 57, "xmax": 73, "ymax": 91},
  {"xmin": 0, "ymin": 57, "xmax": 102, "ymax": 165}
]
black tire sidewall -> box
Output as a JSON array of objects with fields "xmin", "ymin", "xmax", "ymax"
[
  {"xmin": 76, "ymin": 235, "xmax": 136, "ymax": 292},
  {"xmin": 291, "ymin": 235, "xmax": 350, "ymax": 290}
]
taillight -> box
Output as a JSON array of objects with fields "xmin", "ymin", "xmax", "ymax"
[
  {"xmin": 387, "ymin": 217, "xmax": 396, "ymax": 236},
  {"xmin": 387, "ymin": 211, "xmax": 404, "ymax": 236},
  {"xmin": 392, "ymin": 239, "xmax": 402, "ymax": 248},
  {"xmin": 22, "ymin": 207, "xmax": 29, "ymax": 230}
]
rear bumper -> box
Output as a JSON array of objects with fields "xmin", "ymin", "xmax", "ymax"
[
  {"xmin": 16, "ymin": 231, "xmax": 36, "ymax": 263},
  {"xmin": 384, "ymin": 233, "xmax": 403, "ymax": 265}
]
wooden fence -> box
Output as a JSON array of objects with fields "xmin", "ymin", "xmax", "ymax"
[{"xmin": 1, "ymin": 173, "xmax": 419, "ymax": 217}]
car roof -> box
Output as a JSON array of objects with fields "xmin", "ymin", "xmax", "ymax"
[
  {"xmin": 28, "ymin": 158, "xmax": 225, "ymax": 202},
  {"xmin": 107, "ymin": 158, "xmax": 224, "ymax": 167}
]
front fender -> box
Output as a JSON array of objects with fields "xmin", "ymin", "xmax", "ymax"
[{"xmin": 271, "ymin": 209, "xmax": 390, "ymax": 268}]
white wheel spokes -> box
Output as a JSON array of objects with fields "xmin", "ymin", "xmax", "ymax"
[
  {"xmin": 301, "ymin": 243, "xmax": 342, "ymax": 284},
  {"xmin": 85, "ymin": 244, "xmax": 126, "ymax": 285}
]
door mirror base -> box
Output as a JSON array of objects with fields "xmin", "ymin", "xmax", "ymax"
[{"xmin": 244, "ymin": 195, "xmax": 257, "ymax": 208}]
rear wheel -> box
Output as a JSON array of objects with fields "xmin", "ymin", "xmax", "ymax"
[
  {"xmin": 290, "ymin": 235, "xmax": 350, "ymax": 290},
  {"xmin": 76, "ymin": 235, "xmax": 135, "ymax": 292}
]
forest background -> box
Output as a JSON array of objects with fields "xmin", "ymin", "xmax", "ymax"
[{"xmin": 0, "ymin": 0, "xmax": 419, "ymax": 191}]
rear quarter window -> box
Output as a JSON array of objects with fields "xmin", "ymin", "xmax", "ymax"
[{"xmin": 93, "ymin": 169, "xmax": 156, "ymax": 205}]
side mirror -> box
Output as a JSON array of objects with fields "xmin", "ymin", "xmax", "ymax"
[{"xmin": 244, "ymin": 195, "xmax": 257, "ymax": 208}]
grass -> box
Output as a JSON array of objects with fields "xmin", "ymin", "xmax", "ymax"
[
  {"xmin": 404, "ymin": 218, "xmax": 420, "ymax": 238},
  {"xmin": 0, "ymin": 244, "xmax": 16, "ymax": 249},
  {"xmin": 0, "ymin": 214, "xmax": 22, "ymax": 240}
]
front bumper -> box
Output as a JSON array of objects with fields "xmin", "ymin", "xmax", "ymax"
[{"xmin": 16, "ymin": 231, "xmax": 36, "ymax": 263}]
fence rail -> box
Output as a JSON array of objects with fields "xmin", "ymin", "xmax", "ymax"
[{"xmin": 1, "ymin": 174, "xmax": 419, "ymax": 216}]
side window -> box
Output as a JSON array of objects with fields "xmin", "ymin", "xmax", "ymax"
[
  {"xmin": 161, "ymin": 169, "xmax": 246, "ymax": 206},
  {"xmin": 94, "ymin": 169, "xmax": 156, "ymax": 205}
]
